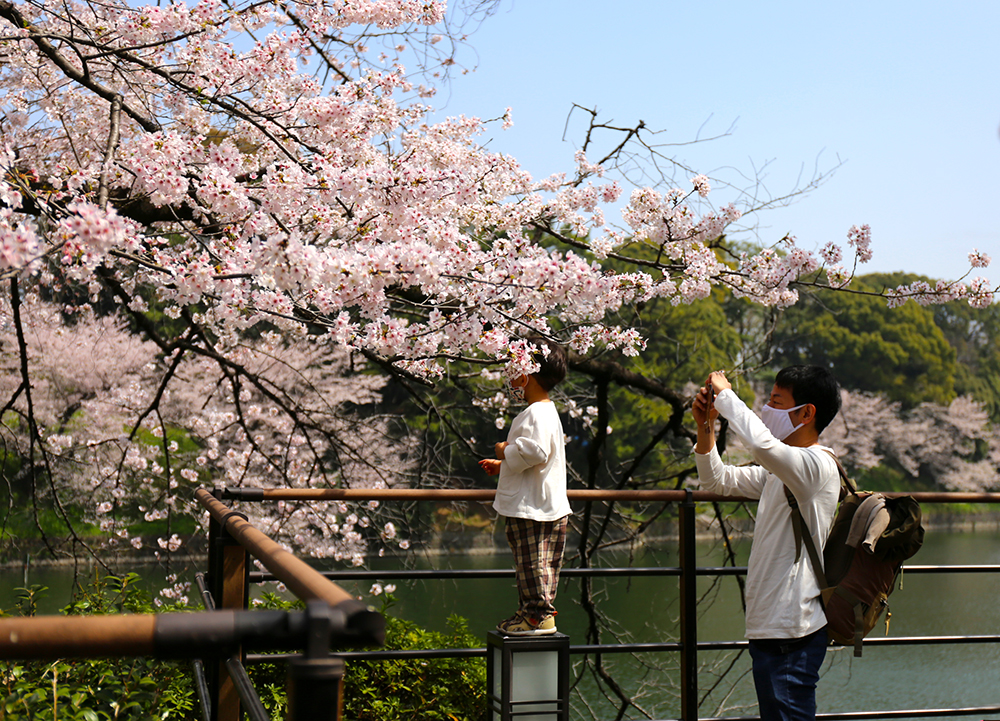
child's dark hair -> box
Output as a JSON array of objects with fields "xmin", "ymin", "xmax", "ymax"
[
  {"xmin": 526, "ymin": 336, "xmax": 567, "ymax": 391},
  {"xmin": 774, "ymin": 364, "xmax": 841, "ymax": 434}
]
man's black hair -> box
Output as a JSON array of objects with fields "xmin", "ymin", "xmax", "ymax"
[
  {"xmin": 526, "ymin": 336, "xmax": 567, "ymax": 391},
  {"xmin": 774, "ymin": 364, "xmax": 841, "ymax": 434}
]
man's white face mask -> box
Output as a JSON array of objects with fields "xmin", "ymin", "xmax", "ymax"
[{"xmin": 760, "ymin": 403, "xmax": 805, "ymax": 440}]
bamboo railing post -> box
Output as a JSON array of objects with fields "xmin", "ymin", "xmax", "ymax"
[{"xmin": 207, "ymin": 488, "xmax": 249, "ymax": 721}]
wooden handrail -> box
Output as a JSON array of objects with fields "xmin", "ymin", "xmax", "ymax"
[
  {"xmin": 194, "ymin": 489, "xmax": 384, "ymax": 646},
  {"xmin": 219, "ymin": 487, "xmax": 1000, "ymax": 504},
  {"xmin": 196, "ymin": 488, "xmax": 357, "ymax": 608},
  {"xmin": 0, "ymin": 615, "xmax": 156, "ymax": 659},
  {"xmin": 0, "ymin": 607, "xmax": 352, "ymax": 661}
]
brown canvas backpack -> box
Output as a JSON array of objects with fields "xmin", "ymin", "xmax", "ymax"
[{"xmin": 785, "ymin": 451, "xmax": 925, "ymax": 656}]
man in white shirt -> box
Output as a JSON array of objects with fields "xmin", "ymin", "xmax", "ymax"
[{"xmin": 692, "ymin": 365, "xmax": 842, "ymax": 720}]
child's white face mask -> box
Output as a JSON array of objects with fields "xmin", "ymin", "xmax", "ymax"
[
  {"xmin": 760, "ymin": 403, "xmax": 805, "ymax": 440},
  {"xmin": 506, "ymin": 376, "xmax": 527, "ymax": 403}
]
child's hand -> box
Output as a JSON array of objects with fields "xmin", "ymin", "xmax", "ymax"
[
  {"xmin": 479, "ymin": 459, "xmax": 502, "ymax": 476},
  {"xmin": 495, "ymin": 441, "xmax": 508, "ymax": 459}
]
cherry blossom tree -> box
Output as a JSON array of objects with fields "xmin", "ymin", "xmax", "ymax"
[
  {"xmin": 1, "ymin": 0, "xmax": 993, "ymax": 385},
  {"xmin": 2, "ymin": 1, "xmax": 998, "ymax": 716},
  {"xmin": 0, "ymin": 290, "xmax": 414, "ymax": 565},
  {"xmin": 821, "ymin": 390, "xmax": 1000, "ymax": 493}
]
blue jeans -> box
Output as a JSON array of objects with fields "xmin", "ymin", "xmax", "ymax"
[{"xmin": 748, "ymin": 628, "xmax": 828, "ymax": 721}]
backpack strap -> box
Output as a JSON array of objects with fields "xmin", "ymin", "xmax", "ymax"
[
  {"xmin": 822, "ymin": 449, "xmax": 858, "ymax": 497},
  {"xmin": 783, "ymin": 448, "xmax": 854, "ymax": 593},
  {"xmin": 835, "ymin": 586, "xmax": 867, "ymax": 657},
  {"xmin": 784, "ymin": 487, "xmax": 828, "ymax": 590}
]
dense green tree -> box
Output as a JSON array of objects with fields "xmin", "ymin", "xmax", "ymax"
[
  {"xmin": 932, "ymin": 300, "xmax": 1000, "ymax": 422},
  {"xmin": 603, "ymin": 293, "xmax": 746, "ymax": 470},
  {"xmin": 771, "ymin": 273, "xmax": 957, "ymax": 407},
  {"xmin": 572, "ymin": 236, "xmax": 768, "ymax": 487}
]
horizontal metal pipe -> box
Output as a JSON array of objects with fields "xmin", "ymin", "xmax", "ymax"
[
  {"xmin": 245, "ymin": 634, "xmax": 1000, "ymax": 666},
  {"xmin": 250, "ymin": 567, "xmax": 685, "ymax": 583},
  {"xmin": 705, "ymin": 705, "xmax": 1000, "ymax": 721},
  {"xmin": 247, "ymin": 647, "xmax": 490, "ymax": 663},
  {"xmin": 815, "ymin": 706, "xmax": 1000, "ymax": 721},
  {"xmin": 249, "ymin": 563, "xmax": 1000, "ymax": 587},
  {"xmin": 895, "ymin": 564, "xmax": 1000, "ymax": 573},
  {"xmin": 691, "ymin": 564, "xmax": 1000, "ymax": 577},
  {"xmin": 195, "ymin": 488, "xmax": 384, "ymax": 646},
  {"xmin": 220, "ymin": 486, "xmax": 1000, "ymax": 504},
  {"xmin": 859, "ymin": 634, "xmax": 1000, "ymax": 646},
  {"xmin": 224, "ymin": 487, "xmax": 498, "ymax": 502}
]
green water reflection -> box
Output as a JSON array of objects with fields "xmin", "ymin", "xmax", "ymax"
[{"xmin": 3, "ymin": 526, "xmax": 999, "ymax": 718}]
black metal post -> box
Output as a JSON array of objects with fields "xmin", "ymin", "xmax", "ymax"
[
  {"xmin": 224, "ymin": 656, "xmax": 270, "ymax": 721},
  {"xmin": 679, "ymin": 489, "xmax": 699, "ymax": 721},
  {"xmin": 287, "ymin": 600, "xmax": 347, "ymax": 721},
  {"xmin": 191, "ymin": 659, "xmax": 212, "ymax": 721}
]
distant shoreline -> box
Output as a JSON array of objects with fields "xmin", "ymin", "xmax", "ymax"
[{"xmin": 3, "ymin": 510, "xmax": 998, "ymax": 570}]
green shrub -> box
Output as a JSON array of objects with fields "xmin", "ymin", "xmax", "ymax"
[
  {"xmin": 344, "ymin": 610, "xmax": 486, "ymax": 721},
  {"xmin": 1, "ymin": 657, "xmax": 198, "ymax": 721},
  {"xmin": 1, "ymin": 578, "xmax": 197, "ymax": 720},
  {"xmin": 249, "ymin": 595, "xmax": 486, "ymax": 721},
  {"xmin": 2, "ymin": 583, "xmax": 485, "ymax": 721}
]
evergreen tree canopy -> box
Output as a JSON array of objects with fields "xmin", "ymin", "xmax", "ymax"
[
  {"xmin": 932, "ymin": 299, "xmax": 1000, "ymax": 422},
  {"xmin": 772, "ymin": 273, "xmax": 957, "ymax": 407}
]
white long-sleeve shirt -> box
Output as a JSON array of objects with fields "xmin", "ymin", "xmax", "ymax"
[
  {"xmin": 493, "ymin": 400, "xmax": 571, "ymax": 522},
  {"xmin": 695, "ymin": 388, "xmax": 840, "ymax": 639}
]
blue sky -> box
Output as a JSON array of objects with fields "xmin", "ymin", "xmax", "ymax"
[{"xmin": 433, "ymin": 0, "xmax": 1000, "ymax": 286}]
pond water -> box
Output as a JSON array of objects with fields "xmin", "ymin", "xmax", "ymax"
[{"xmin": 3, "ymin": 525, "xmax": 1000, "ymax": 719}]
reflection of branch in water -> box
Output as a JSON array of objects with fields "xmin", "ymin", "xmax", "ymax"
[
  {"xmin": 712, "ymin": 499, "xmax": 748, "ymax": 613},
  {"xmin": 565, "ymin": 388, "xmax": 765, "ymax": 717},
  {"xmin": 700, "ymin": 650, "xmax": 755, "ymax": 716}
]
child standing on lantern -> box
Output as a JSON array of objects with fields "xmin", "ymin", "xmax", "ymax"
[{"xmin": 480, "ymin": 336, "xmax": 571, "ymax": 635}]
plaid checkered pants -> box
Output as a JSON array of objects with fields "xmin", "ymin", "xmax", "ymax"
[{"xmin": 504, "ymin": 515, "xmax": 568, "ymax": 623}]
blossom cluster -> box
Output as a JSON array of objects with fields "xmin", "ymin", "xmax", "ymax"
[
  {"xmin": 0, "ymin": 294, "xmax": 415, "ymax": 562},
  {"xmin": 820, "ymin": 390, "xmax": 1000, "ymax": 493},
  {"xmin": 2, "ymin": 0, "xmax": 994, "ymax": 385},
  {"xmin": 1, "ymin": 0, "xmax": 997, "ymax": 576}
]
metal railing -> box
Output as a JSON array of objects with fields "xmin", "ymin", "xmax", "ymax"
[
  {"xmin": 0, "ymin": 488, "xmax": 385, "ymax": 721},
  {"xmin": 223, "ymin": 486, "xmax": 1000, "ymax": 721},
  {"xmin": 3, "ymin": 485, "xmax": 1000, "ymax": 720}
]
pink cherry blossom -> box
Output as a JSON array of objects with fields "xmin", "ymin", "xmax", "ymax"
[
  {"xmin": 690, "ymin": 174, "xmax": 711, "ymax": 198},
  {"xmin": 0, "ymin": 0, "xmax": 995, "ymax": 571},
  {"xmin": 847, "ymin": 223, "xmax": 873, "ymax": 263},
  {"xmin": 969, "ymin": 249, "xmax": 991, "ymax": 268}
]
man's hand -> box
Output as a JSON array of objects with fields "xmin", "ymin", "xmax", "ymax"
[
  {"xmin": 495, "ymin": 441, "xmax": 508, "ymax": 460},
  {"xmin": 692, "ymin": 384, "xmax": 718, "ymax": 430},
  {"xmin": 693, "ymin": 371, "xmax": 729, "ymax": 454},
  {"xmin": 479, "ymin": 459, "xmax": 502, "ymax": 476},
  {"xmin": 707, "ymin": 370, "xmax": 731, "ymax": 394}
]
